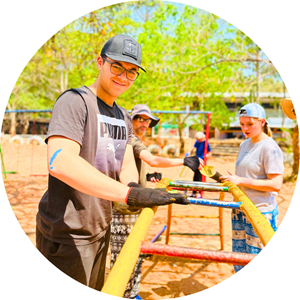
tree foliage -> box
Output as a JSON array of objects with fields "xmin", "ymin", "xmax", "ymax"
[{"xmin": 6, "ymin": 0, "xmax": 284, "ymax": 139}]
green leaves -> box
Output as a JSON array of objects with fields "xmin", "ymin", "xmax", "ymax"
[{"xmin": 9, "ymin": 0, "xmax": 282, "ymax": 128}]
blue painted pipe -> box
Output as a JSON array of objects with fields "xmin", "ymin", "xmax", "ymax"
[
  {"xmin": 188, "ymin": 197, "xmax": 242, "ymax": 209},
  {"xmin": 5, "ymin": 109, "xmax": 52, "ymax": 113},
  {"xmin": 151, "ymin": 225, "xmax": 167, "ymax": 243}
]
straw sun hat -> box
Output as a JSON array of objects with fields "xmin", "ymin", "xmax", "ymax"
[{"xmin": 281, "ymin": 98, "xmax": 296, "ymax": 120}]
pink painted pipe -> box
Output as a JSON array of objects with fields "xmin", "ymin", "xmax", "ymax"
[{"xmin": 140, "ymin": 242, "xmax": 256, "ymax": 266}]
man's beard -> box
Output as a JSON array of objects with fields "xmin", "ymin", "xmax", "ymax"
[{"xmin": 135, "ymin": 126, "xmax": 147, "ymax": 136}]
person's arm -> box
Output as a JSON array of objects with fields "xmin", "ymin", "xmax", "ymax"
[
  {"xmin": 119, "ymin": 144, "xmax": 139, "ymax": 185},
  {"xmin": 139, "ymin": 149, "xmax": 184, "ymax": 168},
  {"xmin": 140, "ymin": 149, "xmax": 204, "ymax": 169},
  {"xmin": 206, "ymin": 151, "xmax": 212, "ymax": 159},
  {"xmin": 188, "ymin": 147, "xmax": 197, "ymax": 156},
  {"xmin": 48, "ymin": 136, "xmax": 130, "ymax": 203},
  {"xmin": 220, "ymin": 171, "xmax": 283, "ymax": 192},
  {"xmin": 48, "ymin": 136, "xmax": 189, "ymax": 207}
]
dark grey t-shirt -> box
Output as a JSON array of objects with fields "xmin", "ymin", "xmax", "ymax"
[{"xmin": 36, "ymin": 86, "xmax": 132, "ymax": 245}]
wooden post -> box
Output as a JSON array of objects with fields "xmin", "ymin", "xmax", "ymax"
[
  {"xmin": 218, "ymin": 192, "xmax": 225, "ymax": 250},
  {"xmin": 165, "ymin": 204, "xmax": 172, "ymax": 245}
]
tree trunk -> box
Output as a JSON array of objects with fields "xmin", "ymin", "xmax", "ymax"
[
  {"xmin": 292, "ymin": 125, "xmax": 299, "ymax": 177},
  {"xmin": 9, "ymin": 88, "xmax": 18, "ymax": 136},
  {"xmin": 200, "ymin": 97, "xmax": 204, "ymax": 130},
  {"xmin": 178, "ymin": 122, "xmax": 185, "ymax": 155},
  {"xmin": 10, "ymin": 112, "xmax": 16, "ymax": 136},
  {"xmin": 60, "ymin": 70, "xmax": 68, "ymax": 93},
  {"xmin": 256, "ymin": 50, "xmax": 260, "ymax": 103},
  {"xmin": 214, "ymin": 127, "xmax": 220, "ymax": 139},
  {"xmin": 22, "ymin": 118, "xmax": 30, "ymax": 134},
  {"xmin": 179, "ymin": 132, "xmax": 185, "ymax": 154}
]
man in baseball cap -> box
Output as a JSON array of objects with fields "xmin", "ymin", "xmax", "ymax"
[
  {"xmin": 101, "ymin": 34, "xmax": 146, "ymax": 72},
  {"xmin": 110, "ymin": 104, "xmax": 204, "ymax": 298},
  {"xmin": 36, "ymin": 34, "xmax": 189, "ymax": 292}
]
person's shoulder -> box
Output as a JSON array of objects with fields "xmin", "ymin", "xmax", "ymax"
[
  {"xmin": 132, "ymin": 134, "xmax": 142, "ymax": 144},
  {"xmin": 132, "ymin": 134, "xmax": 147, "ymax": 154},
  {"xmin": 261, "ymin": 137, "xmax": 277, "ymax": 146},
  {"xmin": 54, "ymin": 87, "xmax": 88, "ymax": 110},
  {"xmin": 132, "ymin": 134, "xmax": 139, "ymax": 141},
  {"xmin": 57, "ymin": 87, "xmax": 87, "ymax": 101},
  {"xmin": 262, "ymin": 137, "xmax": 282, "ymax": 151},
  {"xmin": 117, "ymin": 105, "xmax": 130, "ymax": 117}
]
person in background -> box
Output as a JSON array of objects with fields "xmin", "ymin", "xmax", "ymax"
[
  {"xmin": 35, "ymin": 34, "xmax": 189, "ymax": 292},
  {"xmin": 110, "ymin": 104, "xmax": 203, "ymax": 298},
  {"xmin": 220, "ymin": 103, "xmax": 284, "ymax": 272},
  {"xmin": 188, "ymin": 131, "xmax": 212, "ymax": 197}
]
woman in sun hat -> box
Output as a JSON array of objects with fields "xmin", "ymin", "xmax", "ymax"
[{"xmin": 220, "ymin": 103, "xmax": 284, "ymax": 272}]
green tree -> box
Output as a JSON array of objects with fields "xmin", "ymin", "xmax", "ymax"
[
  {"xmin": 117, "ymin": 3, "xmax": 240, "ymax": 152},
  {"xmin": 6, "ymin": 2, "xmax": 141, "ymax": 134}
]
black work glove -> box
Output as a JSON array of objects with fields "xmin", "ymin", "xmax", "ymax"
[
  {"xmin": 184, "ymin": 155, "xmax": 200, "ymax": 172},
  {"xmin": 112, "ymin": 182, "xmax": 144, "ymax": 214},
  {"xmin": 126, "ymin": 188, "xmax": 190, "ymax": 207}
]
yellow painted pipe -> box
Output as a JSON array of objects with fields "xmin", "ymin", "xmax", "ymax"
[
  {"xmin": 101, "ymin": 206, "xmax": 157, "ymax": 296},
  {"xmin": 223, "ymin": 182, "xmax": 275, "ymax": 246},
  {"xmin": 101, "ymin": 179, "xmax": 170, "ymax": 297}
]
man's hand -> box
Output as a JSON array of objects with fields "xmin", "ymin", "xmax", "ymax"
[
  {"xmin": 183, "ymin": 156, "xmax": 204, "ymax": 172},
  {"xmin": 126, "ymin": 188, "xmax": 190, "ymax": 207}
]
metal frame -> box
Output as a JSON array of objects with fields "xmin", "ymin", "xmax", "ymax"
[{"xmin": 101, "ymin": 179, "xmax": 275, "ymax": 297}]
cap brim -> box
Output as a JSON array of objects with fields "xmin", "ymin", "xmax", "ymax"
[
  {"xmin": 105, "ymin": 54, "xmax": 146, "ymax": 73},
  {"xmin": 131, "ymin": 111, "xmax": 160, "ymax": 128},
  {"xmin": 281, "ymin": 99, "xmax": 296, "ymax": 120}
]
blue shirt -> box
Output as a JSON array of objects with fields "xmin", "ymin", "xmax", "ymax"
[{"xmin": 194, "ymin": 140, "xmax": 211, "ymax": 159}]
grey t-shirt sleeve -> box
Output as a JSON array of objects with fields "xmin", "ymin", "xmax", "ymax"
[
  {"xmin": 120, "ymin": 107, "xmax": 132, "ymax": 145},
  {"xmin": 46, "ymin": 91, "xmax": 87, "ymax": 145},
  {"xmin": 262, "ymin": 142, "xmax": 284, "ymax": 174},
  {"xmin": 132, "ymin": 135, "xmax": 147, "ymax": 158}
]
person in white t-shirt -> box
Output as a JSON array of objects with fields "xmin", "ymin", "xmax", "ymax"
[{"xmin": 220, "ymin": 103, "xmax": 284, "ymax": 272}]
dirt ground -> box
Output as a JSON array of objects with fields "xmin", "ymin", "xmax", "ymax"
[{"xmin": 1, "ymin": 137, "xmax": 296, "ymax": 299}]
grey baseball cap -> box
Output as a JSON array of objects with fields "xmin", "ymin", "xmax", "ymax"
[
  {"xmin": 131, "ymin": 104, "xmax": 160, "ymax": 128},
  {"xmin": 101, "ymin": 34, "xmax": 146, "ymax": 72}
]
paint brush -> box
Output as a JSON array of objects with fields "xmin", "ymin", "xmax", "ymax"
[{"xmin": 200, "ymin": 166, "xmax": 223, "ymax": 183}]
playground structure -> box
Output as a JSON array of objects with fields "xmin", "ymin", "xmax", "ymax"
[
  {"xmin": 101, "ymin": 178, "xmax": 275, "ymax": 297},
  {"xmin": 1, "ymin": 108, "xmax": 294, "ymax": 297}
]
